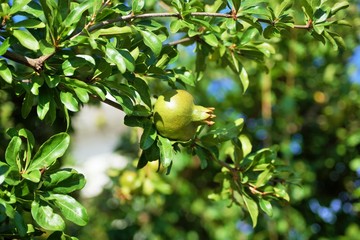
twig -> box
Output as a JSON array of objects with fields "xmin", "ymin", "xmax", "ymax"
[
  {"xmin": 90, "ymin": 94, "xmax": 124, "ymax": 111},
  {"xmin": 2, "ymin": 51, "xmax": 54, "ymax": 71}
]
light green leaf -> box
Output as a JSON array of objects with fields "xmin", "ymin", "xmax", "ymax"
[
  {"xmin": 62, "ymin": 1, "xmax": 92, "ymax": 35},
  {"xmin": 0, "ymin": 38, "xmax": 10, "ymax": 55},
  {"xmin": 0, "ymin": 61, "xmax": 12, "ymax": 84},
  {"xmin": 92, "ymin": 26, "xmax": 132, "ymax": 37},
  {"xmin": 5, "ymin": 136, "xmax": 22, "ymax": 169},
  {"xmin": 31, "ymin": 199, "xmax": 65, "ymax": 231},
  {"xmin": 9, "ymin": 0, "xmax": 31, "ymax": 14},
  {"xmin": 12, "ymin": 29, "xmax": 40, "ymax": 51},
  {"xmin": 132, "ymin": 0, "xmax": 145, "ymax": 13},
  {"xmin": 27, "ymin": 133, "xmax": 70, "ymax": 172},
  {"xmin": 203, "ymin": 33, "xmax": 218, "ymax": 47},
  {"xmin": 140, "ymin": 30, "xmax": 162, "ymax": 56},
  {"xmin": 60, "ymin": 91, "xmax": 80, "ymax": 112},
  {"xmin": 330, "ymin": 1, "xmax": 349, "ymax": 15},
  {"xmin": 239, "ymin": 134, "xmax": 252, "ymax": 157},
  {"xmin": 48, "ymin": 194, "xmax": 88, "ymax": 226},
  {"xmin": 240, "ymin": 67, "xmax": 249, "ymax": 93},
  {"xmin": 259, "ymin": 198, "xmax": 273, "ymax": 216},
  {"xmin": 157, "ymin": 135, "xmax": 174, "ymax": 168},
  {"xmin": 242, "ymin": 193, "xmax": 259, "ymax": 227},
  {"xmin": 255, "ymin": 166, "xmax": 273, "ymax": 188}
]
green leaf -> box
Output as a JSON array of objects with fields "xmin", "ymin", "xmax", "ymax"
[
  {"xmin": 92, "ymin": 26, "xmax": 132, "ymax": 37},
  {"xmin": 11, "ymin": 19, "xmax": 46, "ymax": 28},
  {"xmin": 240, "ymin": 66, "xmax": 249, "ymax": 93},
  {"xmin": 0, "ymin": 38, "xmax": 10, "ymax": 55},
  {"xmin": 240, "ymin": 27, "xmax": 258, "ymax": 45},
  {"xmin": 132, "ymin": 77, "xmax": 152, "ymax": 107},
  {"xmin": 255, "ymin": 166, "xmax": 273, "ymax": 188},
  {"xmin": 330, "ymin": 1, "xmax": 349, "ymax": 15},
  {"xmin": 157, "ymin": 136, "xmax": 174, "ymax": 168},
  {"xmin": 27, "ymin": 133, "xmax": 70, "ymax": 172},
  {"xmin": 14, "ymin": 211, "xmax": 28, "ymax": 237},
  {"xmin": 259, "ymin": 198, "xmax": 273, "ymax": 216},
  {"xmin": 0, "ymin": 162, "xmax": 10, "ymax": 185},
  {"xmin": 42, "ymin": 169, "xmax": 86, "ymax": 194},
  {"xmin": 5, "ymin": 136, "xmax": 22, "ymax": 169},
  {"xmin": 12, "ymin": 29, "xmax": 40, "ymax": 51},
  {"xmin": 140, "ymin": 121, "xmax": 157, "ymax": 150},
  {"xmin": 195, "ymin": 145, "xmax": 209, "ymax": 169},
  {"xmin": 105, "ymin": 44, "xmax": 128, "ymax": 73},
  {"xmin": 48, "ymin": 194, "xmax": 88, "ymax": 226},
  {"xmin": 132, "ymin": 0, "xmax": 145, "ymax": 13},
  {"xmin": 60, "ymin": 91, "xmax": 80, "ymax": 112},
  {"xmin": 9, "ymin": 0, "xmax": 31, "ymax": 14},
  {"xmin": 73, "ymin": 87, "xmax": 89, "ymax": 103},
  {"xmin": 61, "ymin": 1, "xmax": 92, "ymax": 36},
  {"xmin": 37, "ymin": 89, "xmax": 51, "ymax": 120},
  {"xmin": 274, "ymin": 0, "xmax": 292, "ymax": 17},
  {"xmin": 140, "ymin": 30, "xmax": 162, "ymax": 56},
  {"xmin": 22, "ymin": 92, "xmax": 34, "ymax": 118},
  {"xmin": 242, "ymin": 193, "xmax": 259, "ymax": 227},
  {"xmin": 203, "ymin": 33, "xmax": 218, "ymax": 47},
  {"xmin": 201, "ymin": 118, "xmax": 245, "ymax": 145},
  {"xmin": 0, "ymin": 61, "xmax": 12, "ymax": 84},
  {"xmin": 31, "ymin": 199, "xmax": 65, "ymax": 231}
]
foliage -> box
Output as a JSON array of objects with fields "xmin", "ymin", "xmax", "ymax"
[{"xmin": 0, "ymin": 0, "xmax": 355, "ymax": 239}]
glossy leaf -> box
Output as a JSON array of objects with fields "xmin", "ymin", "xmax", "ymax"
[
  {"xmin": 12, "ymin": 29, "xmax": 40, "ymax": 51},
  {"xmin": 242, "ymin": 193, "xmax": 259, "ymax": 227},
  {"xmin": 259, "ymin": 198, "xmax": 273, "ymax": 216},
  {"xmin": 27, "ymin": 133, "xmax": 70, "ymax": 172},
  {"xmin": 140, "ymin": 121, "xmax": 157, "ymax": 150},
  {"xmin": 140, "ymin": 30, "xmax": 162, "ymax": 56},
  {"xmin": 0, "ymin": 61, "xmax": 12, "ymax": 84},
  {"xmin": 0, "ymin": 162, "xmax": 10, "ymax": 185},
  {"xmin": 9, "ymin": 0, "xmax": 31, "ymax": 14},
  {"xmin": 49, "ymin": 194, "xmax": 88, "ymax": 226},
  {"xmin": 31, "ymin": 199, "xmax": 65, "ymax": 231},
  {"xmin": 0, "ymin": 38, "xmax": 10, "ymax": 55},
  {"xmin": 42, "ymin": 169, "xmax": 86, "ymax": 194},
  {"xmin": 5, "ymin": 136, "xmax": 22, "ymax": 169},
  {"xmin": 157, "ymin": 136, "xmax": 174, "ymax": 168},
  {"xmin": 60, "ymin": 91, "xmax": 80, "ymax": 112},
  {"xmin": 132, "ymin": 0, "xmax": 145, "ymax": 13}
]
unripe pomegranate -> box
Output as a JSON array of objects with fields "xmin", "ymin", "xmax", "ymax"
[{"xmin": 153, "ymin": 89, "xmax": 215, "ymax": 141}]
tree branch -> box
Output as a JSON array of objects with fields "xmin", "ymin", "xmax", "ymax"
[{"xmin": 2, "ymin": 50, "xmax": 54, "ymax": 71}]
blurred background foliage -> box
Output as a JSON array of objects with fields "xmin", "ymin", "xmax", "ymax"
[{"xmin": 1, "ymin": 0, "xmax": 360, "ymax": 239}]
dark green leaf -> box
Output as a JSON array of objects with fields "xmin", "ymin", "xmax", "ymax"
[
  {"xmin": 43, "ymin": 169, "xmax": 86, "ymax": 194},
  {"xmin": 22, "ymin": 92, "xmax": 34, "ymax": 118},
  {"xmin": 140, "ymin": 121, "xmax": 157, "ymax": 150},
  {"xmin": 195, "ymin": 145, "xmax": 209, "ymax": 169},
  {"xmin": 14, "ymin": 211, "xmax": 28, "ymax": 237},
  {"xmin": 11, "ymin": 19, "xmax": 45, "ymax": 28}
]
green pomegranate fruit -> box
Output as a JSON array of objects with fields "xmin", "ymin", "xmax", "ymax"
[{"xmin": 153, "ymin": 89, "xmax": 215, "ymax": 141}]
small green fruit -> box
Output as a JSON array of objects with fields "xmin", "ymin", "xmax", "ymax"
[{"xmin": 153, "ymin": 89, "xmax": 215, "ymax": 141}]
